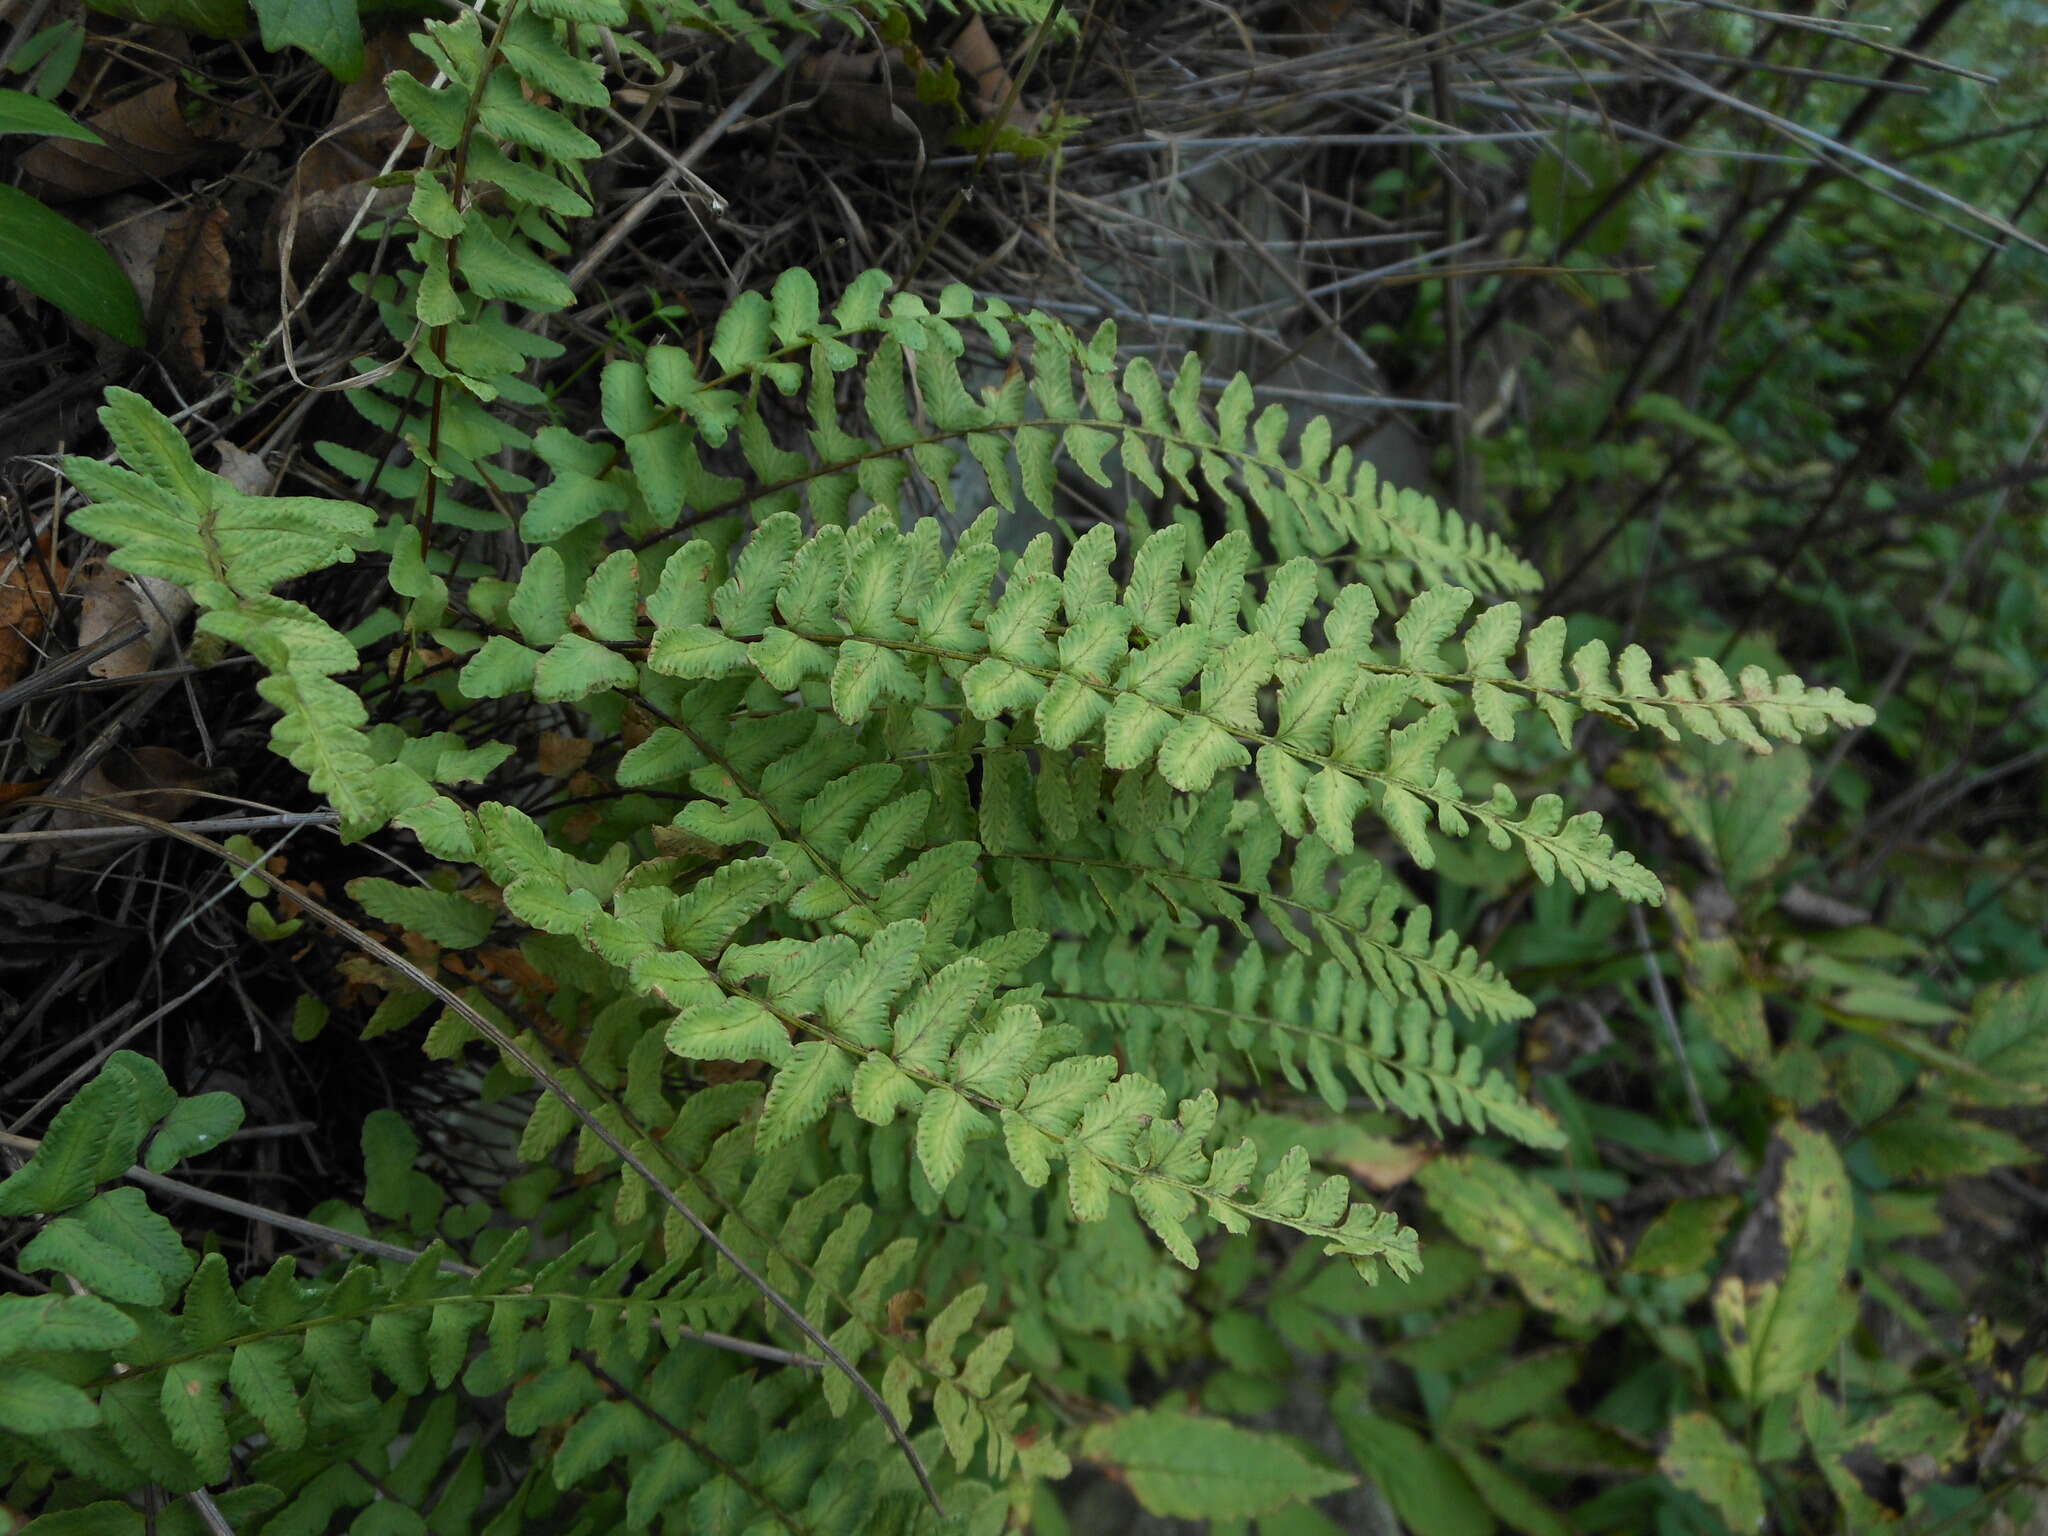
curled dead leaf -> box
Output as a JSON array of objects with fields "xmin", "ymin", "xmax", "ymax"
[
  {"xmin": 536, "ymin": 731, "xmax": 594, "ymax": 778},
  {"xmin": 269, "ymin": 32, "xmax": 429, "ymax": 278},
  {"xmin": 150, "ymin": 201, "xmax": 231, "ymax": 379},
  {"xmin": 214, "ymin": 441, "xmax": 272, "ymax": 495},
  {"xmin": 19, "ymin": 81, "xmax": 226, "ymax": 202},
  {"xmin": 76, "ymin": 745, "xmax": 232, "ymax": 821},
  {"xmin": 76, "ymin": 558, "xmax": 194, "ymax": 680},
  {"xmin": 948, "ymin": 17, "xmax": 1040, "ymax": 132},
  {"xmin": 15, "ymin": 745, "xmax": 237, "ymax": 874},
  {"xmin": 0, "ymin": 534, "xmax": 68, "ymax": 690},
  {"xmin": 796, "ymin": 51, "xmax": 939, "ymax": 149}
]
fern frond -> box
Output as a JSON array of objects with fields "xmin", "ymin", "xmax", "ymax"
[
  {"xmin": 568, "ymin": 273, "xmax": 1536, "ymax": 596},
  {"xmin": 622, "ymin": 510, "xmax": 1666, "ymax": 893},
  {"xmin": 1388, "ymin": 587, "xmax": 1875, "ymax": 749},
  {"xmin": 959, "ymin": 755, "xmax": 1533, "ymax": 1023},
  {"xmin": 465, "ymin": 797, "xmax": 1422, "ymax": 1281},
  {"xmin": 1051, "ymin": 931, "xmax": 1564, "ymax": 1149},
  {"xmin": 64, "ymin": 391, "xmax": 393, "ymax": 836}
]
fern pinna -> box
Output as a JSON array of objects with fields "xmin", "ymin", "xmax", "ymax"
[{"xmin": 8, "ymin": 0, "xmax": 1871, "ymax": 1528}]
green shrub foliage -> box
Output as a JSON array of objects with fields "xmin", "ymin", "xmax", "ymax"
[{"xmin": 17, "ymin": 2, "xmax": 2038, "ymax": 1534}]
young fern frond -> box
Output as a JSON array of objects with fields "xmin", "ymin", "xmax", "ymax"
[
  {"xmin": 0, "ymin": 1058, "xmax": 1013, "ymax": 1528},
  {"xmin": 64, "ymin": 391, "xmax": 388, "ymax": 833},
  {"xmin": 463, "ymin": 794, "xmax": 1423, "ymax": 1281}
]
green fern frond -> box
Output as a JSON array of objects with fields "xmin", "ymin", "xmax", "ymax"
[
  {"xmin": 552, "ymin": 274, "xmax": 1537, "ymax": 597},
  {"xmin": 1051, "ymin": 931, "xmax": 1563, "ymax": 1149},
  {"xmin": 463, "ymin": 798, "xmax": 1422, "ymax": 1281},
  {"xmin": 1388, "ymin": 587, "xmax": 1875, "ymax": 749},
  {"xmin": 621, "ymin": 509, "xmax": 1677, "ymax": 894},
  {"xmin": 63, "ymin": 390, "xmax": 392, "ymax": 836},
  {"xmin": 960, "ymin": 757, "xmax": 1532, "ymax": 1023}
]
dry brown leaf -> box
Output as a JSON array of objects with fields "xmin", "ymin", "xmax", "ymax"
[
  {"xmin": 19, "ymin": 80, "xmax": 225, "ymax": 202},
  {"xmin": 76, "ymin": 557, "xmax": 194, "ymax": 680},
  {"xmin": 1339, "ymin": 1141, "xmax": 1430, "ymax": 1192},
  {"xmin": 948, "ymin": 17, "xmax": 1039, "ymax": 131},
  {"xmin": 619, "ymin": 701, "xmax": 657, "ymax": 751},
  {"xmin": 270, "ymin": 32, "xmax": 430, "ymax": 277},
  {"xmin": 798, "ymin": 52, "xmax": 935, "ymax": 149},
  {"xmin": 0, "ymin": 535, "xmax": 68, "ymax": 689},
  {"xmin": 150, "ymin": 201, "xmax": 231, "ymax": 379},
  {"xmin": 95, "ymin": 196, "xmax": 174, "ymax": 321},
  {"xmin": 215, "ymin": 441, "xmax": 272, "ymax": 495},
  {"xmin": 537, "ymin": 731, "xmax": 594, "ymax": 778},
  {"xmin": 884, "ymin": 1288, "xmax": 925, "ymax": 1335},
  {"xmin": 72, "ymin": 744, "xmax": 232, "ymax": 821},
  {"xmin": 471, "ymin": 945, "xmax": 555, "ymax": 995}
]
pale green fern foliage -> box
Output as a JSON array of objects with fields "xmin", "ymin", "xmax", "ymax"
[{"xmin": 26, "ymin": 0, "xmax": 1880, "ymax": 1526}]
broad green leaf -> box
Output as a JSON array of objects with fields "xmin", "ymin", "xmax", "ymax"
[
  {"xmin": 0, "ymin": 1066, "xmax": 147, "ymax": 1216},
  {"xmin": 250, "ymin": 0, "xmax": 363, "ymax": 79},
  {"xmin": 1612, "ymin": 740, "xmax": 1808, "ymax": 889},
  {"xmin": 1499, "ymin": 1416, "xmax": 1654, "ymax": 1477},
  {"xmin": 1443, "ymin": 1348, "xmax": 1579, "ymax": 1432},
  {"xmin": 0, "ymin": 88, "xmax": 101, "ymax": 139},
  {"xmin": 0, "ymin": 1293, "xmax": 138, "ymax": 1358},
  {"xmin": 1444, "ymin": 1443, "xmax": 1571, "ymax": 1536},
  {"xmin": 756, "ymin": 1041, "xmax": 852, "ymax": 1149},
  {"xmin": 14, "ymin": 1501, "xmax": 144, "ymax": 1533},
  {"xmin": 1336, "ymin": 1410, "xmax": 1493, "ymax": 1536},
  {"xmin": 1863, "ymin": 1105, "xmax": 2034, "ymax": 1180},
  {"xmin": 507, "ymin": 546, "xmax": 569, "ymax": 646},
  {"xmin": 533, "ymin": 633, "xmax": 638, "ymax": 701},
  {"xmin": 458, "ymin": 635, "xmax": 540, "ymax": 699},
  {"xmin": 1417, "ymin": 1155, "xmax": 1609, "ymax": 1328},
  {"xmin": 0, "ymin": 1368, "xmax": 100, "ymax": 1433},
  {"xmin": 143, "ymin": 1093, "xmax": 245, "ymax": 1174},
  {"xmin": 348, "ymin": 877, "xmax": 496, "ymax": 950},
  {"xmin": 1949, "ymin": 971, "xmax": 2048, "ymax": 1105},
  {"xmin": 230, "ymin": 1339, "xmax": 306, "ymax": 1451},
  {"xmin": 361, "ymin": 1109, "xmax": 422, "ymax": 1222},
  {"xmin": 0, "ymin": 185, "xmax": 144, "ymax": 346},
  {"xmin": 1081, "ymin": 1409, "xmax": 1354, "ymax": 1521},
  {"xmin": 160, "ymin": 1356, "xmax": 230, "ymax": 1483},
  {"xmin": 20, "ymin": 1188, "xmax": 194, "ymax": 1305},
  {"xmin": 1625, "ymin": 1194, "xmax": 1740, "ymax": 1276},
  {"xmin": 1661, "ymin": 1411, "xmax": 1763, "ymax": 1532},
  {"xmin": 1712, "ymin": 1121, "xmax": 1853, "ymax": 1401},
  {"xmin": 81, "ymin": 0, "xmax": 246, "ymax": 39},
  {"xmin": 914, "ymin": 1090, "xmax": 990, "ymax": 1192},
  {"xmin": 457, "ymin": 218, "xmax": 574, "ymax": 312},
  {"xmin": 1388, "ymin": 1302, "xmax": 1525, "ymax": 1374},
  {"xmin": 666, "ymin": 998, "xmax": 791, "ymax": 1065}
]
